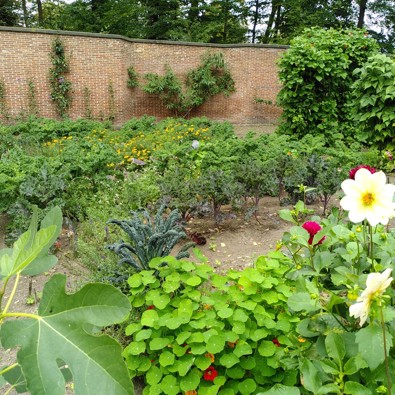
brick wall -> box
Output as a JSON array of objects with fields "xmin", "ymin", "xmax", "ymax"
[{"xmin": 0, "ymin": 27, "xmax": 287, "ymax": 125}]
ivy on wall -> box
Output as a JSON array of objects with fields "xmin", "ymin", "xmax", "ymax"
[{"xmin": 49, "ymin": 37, "xmax": 72, "ymax": 118}]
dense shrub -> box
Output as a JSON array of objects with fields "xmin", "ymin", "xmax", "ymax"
[
  {"xmin": 277, "ymin": 28, "xmax": 379, "ymax": 144},
  {"xmin": 352, "ymin": 53, "xmax": 395, "ymax": 148}
]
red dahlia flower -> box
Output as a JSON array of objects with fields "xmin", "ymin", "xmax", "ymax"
[
  {"xmin": 203, "ymin": 366, "xmax": 218, "ymax": 381},
  {"xmin": 302, "ymin": 221, "xmax": 325, "ymax": 245},
  {"xmin": 349, "ymin": 165, "xmax": 376, "ymax": 180}
]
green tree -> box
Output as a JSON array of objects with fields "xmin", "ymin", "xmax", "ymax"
[
  {"xmin": 277, "ymin": 28, "xmax": 379, "ymax": 144},
  {"xmin": 0, "ymin": 0, "xmax": 18, "ymax": 26}
]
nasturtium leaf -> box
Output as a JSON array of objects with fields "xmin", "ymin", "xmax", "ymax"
[
  {"xmin": 141, "ymin": 309, "xmax": 159, "ymax": 327},
  {"xmin": 238, "ymin": 300, "xmax": 257, "ymax": 310},
  {"xmin": 160, "ymin": 375, "xmax": 180, "ymax": 395},
  {"xmin": 233, "ymin": 309, "xmax": 248, "ymax": 322},
  {"xmin": 159, "ymin": 351, "xmax": 175, "ymax": 367},
  {"xmin": 257, "ymin": 384, "xmax": 301, "ymax": 395},
  {"xmin": 189, "ymin": 332, "xmax": 205, "ymax": 343},
  {"xmin": 234, "ymin": 340, "xmax": 253, "ymax": 357},
  {"xmin": 189, "ymin": 343, "xmax": 206, "ymax": 354},
  {"xmin": 125, "ymin": 322, "xmax": 142, "ymax": 336},
  {"xmin": 258, "ymin": 341, "xmax": 276, "ymax": 357},
  {"xmin": 195, "ymin": 355, "xmax": 212, "ymax": 370},
  {"xmin": 135, "ymin": 329, "xmax": 152, "ymax": 341},
  {"xmin": 139, "ymin": 357, "xmax": 151, "ymax": 372},
  {"xmin": 150, "ymin": 337, "xmax": 170, "ymax": 350},
  {"xmin": 180, "ymin": 371, "xmax": 200, "ymax": 391},
  {"xmin": 186, "ymin": 275, "xmax": 202, "ymax": 286},
  {"xmin": 232, "ymin": 321, "xmax": 246, "ymax": 335},
  {"xmin": 239, "ymin": 356, "xmax": 256, "ymax": 370},
  {"xmin": 227, "ymin": 365, "xmax": 245, "ymax": 379},
  {"xmin": 238, "ymin": 379, "xmax": 257, "ymax": 395},
  {"xmin": 206, "ymin": 334, "xmax": 226, "ymax": 353},
  {"xmin": 128, "ymin": 273, "xmax": 142, "ymax": 288},
  {"xmin": 125, "ymin": 341, "xmax": 146, "ymax": 355},
  {"xmin": 0, "ymin": 274, "xmax": 133, "ymax": 395},
  {"xmin": 218, "ymin": 308, "xmax": 233, "ymax": 318},
  {"xmin": 152, "ymin": 293, "xmax": 170, "ymax": 309},
  {"xmin": 163, "ymin": 280, "xmax": 180, "ymax": 293},
  {"xmin": 220, "ymin": 353, "xmax": 240, "ymax": 368},
  {"xmin": 178, "ymin": 299, "xmax": 194, "ymax": 317},
  {"xmin": 177, "ymin": 354, "xmax": 194, "ymax": 376},
  {"xmin": 251, "ymin": 328, "xmax": 269, "ymax": 341},
  {"xmin": 224, "ymin": 331, "xmax": 239, "ymax": 343},
  {"xmin": 176, "ymin": 331, "xmax": 191, "ymax": 345},
  {"xmin": 146, "ymin": 366, "xmax": 162, "ymax": 386}
]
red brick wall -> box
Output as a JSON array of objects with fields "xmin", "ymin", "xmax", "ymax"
[{"xmin": 0, "ymin": 27, "xmax": 287, "ymax": 125}]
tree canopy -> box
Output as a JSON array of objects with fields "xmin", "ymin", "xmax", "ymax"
[{"xmin": 1, "ymin": 1, "xmax": 394, "ymax": 51}]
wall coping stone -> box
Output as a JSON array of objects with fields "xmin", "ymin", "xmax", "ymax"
[{"xmin": 0, "ymin": 26, "xmax": 289, "ymax": 49}]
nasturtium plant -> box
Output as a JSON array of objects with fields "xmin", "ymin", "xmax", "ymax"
[{"xmin": 123, "ymin": 253, "xmax": 301, "ymax": 394}]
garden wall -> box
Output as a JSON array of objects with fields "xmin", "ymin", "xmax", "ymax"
[{"xmin": 0, "ymin": 27, "xmax": 287, "ymax": 125}]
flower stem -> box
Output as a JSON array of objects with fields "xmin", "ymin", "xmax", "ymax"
[
  {"xmin": 380, "ymin": 306, "xmax": 392, "ymax": 395},
  {"xmin": 369, "ymin": 225, "xmax": 374, "ymax": 262}
]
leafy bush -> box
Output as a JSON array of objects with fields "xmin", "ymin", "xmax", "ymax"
[
  {"xmin": 277, "ymin": 28, "xmax": 379, "ymax": 144},
  {"xmin": 352, "ymin": 53, "xmax": 395, "ymax": 147}
]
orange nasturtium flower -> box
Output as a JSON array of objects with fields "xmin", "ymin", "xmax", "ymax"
[
  {"xmin": 185, "ymin": 390, "xmax": 197, "ymax": 395},
  {"xmin": 205, "ymin": 352, "xmax": 215, "ymax": 363}
]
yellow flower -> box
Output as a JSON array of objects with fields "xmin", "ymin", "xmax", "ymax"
[
  {"xmin": 340, "ymin": 168, "xmax": 395, "ymax": 226},
  {"xmin": 349, "ymin": 268, "xmax": 393, "ymax": 327}
]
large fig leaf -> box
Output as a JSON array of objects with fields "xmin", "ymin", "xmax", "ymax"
[{"xmin": 0, "ymin": 274, "xmax": 134, "ymax": 395}]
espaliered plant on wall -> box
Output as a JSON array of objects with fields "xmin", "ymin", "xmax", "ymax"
[
  {"xmin": 49, "ymin": 37, "xmax": 72, "ymax": 118},
  {"xmin": 138, "ymin": 52, "xmax": 235, "ymax": 117}
]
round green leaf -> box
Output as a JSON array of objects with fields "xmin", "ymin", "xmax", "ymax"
[
  {"xmin": 146, "ymin": 366, "xmax": 162, "ymax": 386},
  {"xmin": 159, "ymin": 351, "xmax": 175, "ymax": 367},
  {"xmin": 125, "ymin": 341, "xmax": 146, "ymax": 356},
  {"xmin": 128, "ymin": 274, "xmax": 142, "ymax": 288},
  {"xmin": 135, "ymin": 329, "xmax": 152, "ymax": 341},
  {"xmin": 232, "ymin": 321, "xmax": 246, "ymax": 335},
  {"xmin": 141, "ymin": 309, "xmax": 159, "ymax": 327},
  {"xmin": 180, "ymin": 371, "xmax": 200, "ymax": 391},
  {"xmin": 238, "ymin": 379, "xmax": 256, "ymax": 395},
  {"xmin": 239, "ymin": 356, "xmax": 256, "ymax": 370},
  {"xmin": 176, "ymin": 331, "xmax": 191, "ymax": 345},
  {"xmin": 160, "ymin": 375, "xmax": 180, "ymax": 395},
  {"xmin": 220, "ymin": 353, "xmax": 240, "ymax": 368},
  {"xmin": 153, "ymin": 293, "xmax": 171, "ymax": 309},
  {"xmin": 227, "ymin": 365, "xmax": 245, "ymax": 379},
  {"xmin": 206, "ymin": 335, "xmax": 226, "ymax": 354},
  {"xmin": 195, "ymin": 354, "xmax": 212, "ymax": 370},
  {"xmin": 234, "ymin": 340, "xmax": 253, "ymax": 357},
  {"xmin": 233, "ymin": 309, "xmax": 248, "ymax": 322},
  {"xmin": 150, "ymin": 337, "xmax": 171, "ymax": 350},
  {"xmin": 186, "ymin": 275, "xmax": 202, "ymax": 286},
  {"xmin": 178, "ymin": 354, "xmax": 194, "ymax": 376},
  {"xmin": 218, "ymin": 308, "xmax": 233, "ymax": 318},
  {"xmin": 258, "ymin": 341, "xmax": 276, "ymax": 357}
]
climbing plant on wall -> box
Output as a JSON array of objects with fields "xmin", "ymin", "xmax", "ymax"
[{"xmin": 49, "ymin": 37, "xmax": 73, "ymax": 118}]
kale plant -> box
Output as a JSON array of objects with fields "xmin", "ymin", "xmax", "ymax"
[{"xmin": 106, "ymin": 205, "xmax": 194, "ymax": 273}]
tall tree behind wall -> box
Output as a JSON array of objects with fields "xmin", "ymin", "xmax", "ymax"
[{"xmin": 0, "ymin": 0, "xmax": 19, "ymax": 25}]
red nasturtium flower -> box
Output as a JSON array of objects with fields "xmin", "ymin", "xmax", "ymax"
[
  {"xmin": 272, "ymin": 338, "xmax": 281, "ymax": 347},
  {"xmin": 147, "ymin": 305, "xmax": 155, "ymax": 310},
  {"xmin": 203, "ymin": 366, "xmax": 218, "ymax": 381},
  {"xmin": 302, "ymin": 221, "xmax": 325, "ymax": 246},
  {"xmin": 349, "ymin": 165, "xmax": 376, "ymax": 180}
]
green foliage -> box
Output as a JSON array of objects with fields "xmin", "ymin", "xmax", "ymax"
[
  {"xmin": 0, "ymin": 207, "xmax": 134, "ymax": 394},
  {"xmin": 107, "ymin": 205, "xmax": 194, "ymax": 274},
  {"xmin": 27, "ymin": 79, "xmax": 39, "ymax": 116},
  {"xmin": 277, "ymin": 28, "xmax": 379, "ymax": 144},
  {"xmin": 142, "ymin": 52, "xmax": 235, "ymax": 117},
  {"xmin": 124, "ymin": 253, "xmax": 299, "ymax": 394},
  {"xmin": 127, "ymin": 66, "xmax": 139, "ymax": 88},
  {"xmin": 352, "ymin": 53, "xmax": 395, "ymax": 147},
  {"xmin": 0, "ymin": 78, "xmax": 9, "ymax": 119},
  {"xmin": 49, "ymin": 38, "xmax": 73, "ymax": 118}
]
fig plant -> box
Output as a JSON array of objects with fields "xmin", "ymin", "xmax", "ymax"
[{"xmin": 0, "ymin": 207, "xmax": 134, "ymax": 394}]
